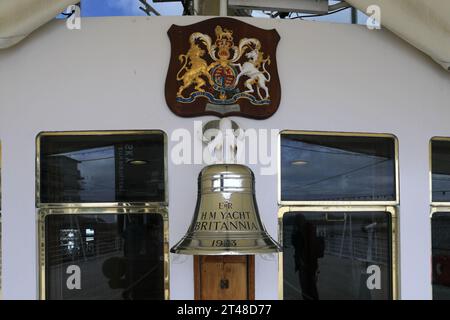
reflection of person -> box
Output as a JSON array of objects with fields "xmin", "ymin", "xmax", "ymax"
[
  {"xmin": 102, "ymin": 215, "xmax": 162, "ymax": 300},
  {"xmin": 291, "ymin": 214, "xmax": 324, "ymax": 300}
]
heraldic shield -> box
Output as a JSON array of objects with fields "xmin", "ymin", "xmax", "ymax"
[{"xmin": 165, "ymin": 17, "xmax": 281, "ymax": 119}]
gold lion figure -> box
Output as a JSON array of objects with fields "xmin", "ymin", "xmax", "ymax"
[{"xmin": 176, "ymin": 44, "xmax": 214, "ymax": 97}]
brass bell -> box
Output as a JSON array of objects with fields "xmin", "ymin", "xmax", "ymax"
[{"xmin": 171, "ymin": 164, "xmax": 281, "ymax": 255}]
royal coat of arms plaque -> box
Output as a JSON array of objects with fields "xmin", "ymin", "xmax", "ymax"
[{"xmin": 165, "ymin": 17, "xmax": 281, "ymax": 119}]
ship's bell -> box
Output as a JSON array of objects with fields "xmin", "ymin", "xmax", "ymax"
[{"xmin": 171, "ymin": 164, "xmax": 281, "ymax": 255}]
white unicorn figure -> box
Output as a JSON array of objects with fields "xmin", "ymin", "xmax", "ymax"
[{"xmin": 235, "ymin": 49, "xmax": 271, "ymax": 100}]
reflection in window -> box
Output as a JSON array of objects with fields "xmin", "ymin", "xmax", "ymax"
[
  {"xmin": 39, "ymin": 133, "xmax": 165, "ymax": 203},
  {"xmin": 432, "ymin": 213, "xmax": 450, "ymax": 300},
  {"xmin": 431, "ymin": 140, "xmax": 450, "ymax": 202},
  {"xmin": 282, "ymin": 211, "xmax": 392, "ymax": 300},
  {"xmin": 45, "ymin": 213, "xmax": 164, "ymax": 300},
  {"xmin": 281, "ymin": 134, "xmax": 396, "ymax": 202}
]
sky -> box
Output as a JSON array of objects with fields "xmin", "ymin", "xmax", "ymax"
[
  {"xmin": 69, "ymin": 0, "xmax": 367, "ymax": 25},
  {"xmin": 81, "ymin": 0, "xmax": 183, "ymax": 17}
]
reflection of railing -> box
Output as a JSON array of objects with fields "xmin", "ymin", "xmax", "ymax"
[
  {"xmin": 47, "ymin": 234, "xmax": 124, "ymax": 265},
  {"xmin": 47, "ymin": 234, "xmax": 162, "ymax": 266},
  {"xmin": 432, "ymin": 248, "xmax": 450, "ymax": 257},
  {"xmin": 324, "ymin": 235, "xmax": 389, "ymax": 265},
  {"xmin": 432, "ymin": 223, "xmax": 450, "ymax": 250},
  {"xmin": 285, "ymin": 224, "xmax": 389, "ymax": 266},
  {"xmin": 122, "ymin": 264, "xmax": 160, "ymax": 299}
]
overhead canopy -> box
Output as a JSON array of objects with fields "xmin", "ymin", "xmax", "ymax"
[
  {"xmin": 0, "ymin": 0, "xmax": 77, "ymax": 49},
  {"xmin": 346, "ymin": 0, "xmax": 450, "ymax": 71},
  {"xmin": 0, "ymin": 0, "xmax": 449, "ymax": 71}
]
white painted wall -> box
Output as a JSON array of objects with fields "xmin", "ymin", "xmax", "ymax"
[{"xmin": 0, "ymin": 16, "xmax": 449, "ymax": 300}]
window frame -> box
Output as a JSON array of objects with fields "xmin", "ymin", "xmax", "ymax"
[
  {"xmin": 37, "ymin": 206, "xmax": 170, "ymax": 300},
  {"xmin": 429, "ymin": 136, "xmax": 450, "ymax": 206},
  {"xmin": 429, "ymin": 137, "xmax": 450, "ymax": 299},
  {"xmin": 278, "ymin": 130, "xmax": 400, "ymax": 206},
  {"xmin": 277, "ymin": 205, "xmax": 399, "ymax": 300},
  {"xmin": 430, "ymin": 206, "xmax": 450, "ymax": 300},
  {"xmin": 35, "ymin": 130, "xmax": 169, "ymax": 208},
  {"xmin": 36, "ymin": 130, "xmax": 170, "ymax": 300}
]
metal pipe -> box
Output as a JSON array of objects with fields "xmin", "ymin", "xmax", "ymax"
[
  {"xmin": 220, "ymin": 0, "xmax": 228, "ymax": 16},
  {"xmin": 193, "ymin": 0, "xmax": 200, "ymax": 15},
  {"xmin": 351, "ymin": 7, "xmax": 358, "ymax": 24},
  {"xmin": 138, "ymin": 0, "xmax": 160, "ymax": 16}
]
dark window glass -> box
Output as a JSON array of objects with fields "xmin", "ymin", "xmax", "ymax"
[
  {"xmin": 282, "ymin": 211, "xmax": 392, "ymax": 300},
  {"xmin": 432, "ymin": 212, "xmax": 450, "ymax": 300},
  {"xmin": 431, "ymin": 140, "xmax": 450, "ymax": 202},
  {"xmin": 39, "ymin": 133, "xmax": 165, "ymax": 203},
  {"xmin": 45, "ymin": 213, "xmax": 165, "ymax": 300},
  {"xmin": 281, "ymin": 134, "xmax": 396, "ymax": 202}
]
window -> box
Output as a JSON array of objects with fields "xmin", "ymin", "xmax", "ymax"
[
  {"xmin": 431, "ymin": 211, "xmax": 450, "ymax": 300},
  {"xmin": 278, "ymin": 131, "xmax": 399, "ymax": 300},
  {"xmin": 37, "ymin": 131, "xmax": 168, "ymax": 300},
  {"xmin": 280, "ymin": 208, "xmax": 395, "ymax": 300},
  {"xmin": 38, "ymin": 132, "xmax": 166, "ymax": 204},
  {"xmin": 430, "ymin": 137, "xmax": 450, "ymax": 299},
  {"xmin": 280, "ymin": 132, "xmax": 397, "ymax": 204},
  {"xmin": 41, "ymin": 208, "xmax": 167, "ymax": 300},
  {"xmin": 431, "ymin": 139, "xmax": 450, "ymax": 203}
]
